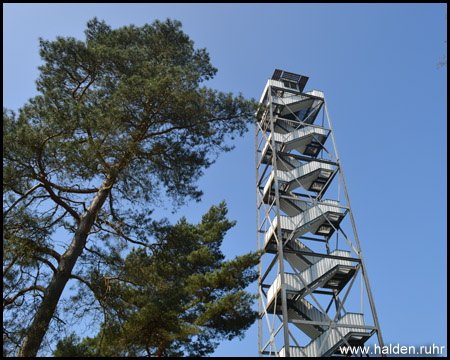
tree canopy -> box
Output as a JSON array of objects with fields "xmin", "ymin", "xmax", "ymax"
[
  {"xmin": 3, "ymin": 17, "xmax": 259, "ymax": 357},
  {"xmin": 52, "ymin": 202, "xmax": 260, "ymax": 357}
]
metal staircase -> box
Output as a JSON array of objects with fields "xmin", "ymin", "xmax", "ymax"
[
  {"xmin": 261, "ymin": 124, "xmax": 329, "ymax": 160},
  {"xmin": 256, "ymin": 69, "xmax": 384, "ymax": 357},
  {"xmin": 263, "ymin": 200, "xmax": 347, "ymax": 250},
  {"xmin": 262, "ymin": 160, "xmax": 334, "ymax": 194},
  {"xmin": 279, "ymin": 313, "xmax": 372, "ymax": 357},
  {"xmin": 266, "ymin": 250, "xmax": 356, "ymax": 308}
]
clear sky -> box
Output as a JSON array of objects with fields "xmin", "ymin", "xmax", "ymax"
[{"xmin": 3, "ymin": 3, "xmax": 447, "ymax": 357}]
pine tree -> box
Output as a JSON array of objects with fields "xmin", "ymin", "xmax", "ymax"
[
  {"xmin": 52, "ymin": 202, "xmax": 260, "ymax": 357},
  {"xmin": 3, "ymin": 18, "xmax": 259, "ymax": 357}
]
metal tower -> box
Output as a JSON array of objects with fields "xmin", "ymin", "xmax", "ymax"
[{"xmin": 255, "ymin": 69, "xmax": 384, "ymax": 357}]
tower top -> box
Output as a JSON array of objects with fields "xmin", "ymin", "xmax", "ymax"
[{"xmin": 271, "ymin": 69, "xmax": 309, "ymax": 92}]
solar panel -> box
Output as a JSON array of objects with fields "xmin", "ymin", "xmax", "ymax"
[
  {"xmin": 281, "ymin": 71, "xmax": 301, "ymax": 82},
  {"xmin": 272, "ymin": 69, "xmax": 283, "ymax": 81},
  {"xmin": 271, "ymin": 69, "xmax": 309, "ymax": 92}
]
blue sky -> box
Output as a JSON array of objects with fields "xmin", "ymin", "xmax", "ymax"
[{"xmin": 3, "ymin": 3, "xmax": 447, "ymax": 357}]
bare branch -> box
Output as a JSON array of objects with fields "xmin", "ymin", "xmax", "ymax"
[
  {"xmin": 77, "ymin": 75, "xmax": 96, "ymax": 101},
  {"xmin": 35, "ymin": 130, "xmax": 82, "ymax": 222},
  {"xmin": 72, "ymin": 72, "xmax": 91, "ymax": 99},
  {"xmin": 38, "ymin": 180, "xmax": 81, "ymax": 222},
  {"xmin": 95, "ymin": 219, "xmax": 160, "ymax": 251},
  {"xmin": 3, "ymin": 184, "xmax": 43, "ymax": 218},
  {"xmin": 69, "ymin": 274, "xmax": 102, "ymax": 300},
  {"xmin": 3, "ymin": 253, "xmax": 20, "ymax": 278},
  {"xmin": 33, "ymin": 256, "xmax": 57, "ymax": 275},
  {"xmin": 44, "ymin": 180, "xmax": 100, "ymax": 194},
  {"xmin": 46, "ymin": 210, "xmax": 68, "ymax": 229},
  {"xmin": 3, "ymin": 286, "xmax": 46, "ymax": 310}
]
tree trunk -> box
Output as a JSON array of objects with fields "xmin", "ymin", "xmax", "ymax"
[{"xmin": 18, "ymin": 180, "xmax": 113, "ymax": 357}]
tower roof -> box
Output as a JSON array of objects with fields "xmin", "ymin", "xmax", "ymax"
[{"xmin": 271, "ymin": 69, "xmax": 309, "ymax": 92}]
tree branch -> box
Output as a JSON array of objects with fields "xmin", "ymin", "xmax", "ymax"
[
  {"xmin": 77, "ymin": 75, "xmax": 96, "ymax": 101},
  {"xmin": 85, "ymin": 127, "xmax": 111, "ymax": 172},
  {"xmin": 3, "ymin": 286, "xmax": 46, "ymax": 310},
  {"xmin": 35, "ymin": 130, "xmax": 82, "ymax": 222},
  {"xmin": 45, "ymin": 209, "xmax": 68, "ymax": 229},
  {"xmin": 142, "ymin": 112, "xmax": 251, "ymax": 141},
  {"xmin": 69, "ymin": 274, "xmax": 102, "ymax": 300},
  {"xmin": 20, "ymin": 238, "xmax": 62, "ymax": 263},
  {"xmin": 3, "ymin": 253, "xmax": 20, "ymax": 278},
  {"xmin": 3, "ymin": 184, "xmax": 43, "ymax": 218},
  {"xmin": 104, "ymin": 276, "xmax": 142, "ymax": 288},
  {"xmin": 72, "ymin": 72, "xmax": 91, "ymax": 99},
  {"xmin": 39, "ymin": 180, "xmax": 81, "ymax": 222},
  {"xmin": 33, "ymin": 256, "xmax": 58, "ymax": 275},
  {"xmin": 44, "ymin": 180, "xmax": 100, "ymax": 194},
  {"xmin": 95, "ymin": 219, "xmax": 160, "ymax": 251}
]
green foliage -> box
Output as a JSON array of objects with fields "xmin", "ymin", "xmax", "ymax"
[
  {"xmin": 53, "ymin": 202, "xmax": 261, "ymax": 357},
  {"xmin": 53, "ymin": 333, "xmax": 96, "ymax": 357},
  {"xmin": 4, "ymin": 18, "xmax": 257, "ymax": 210},
  {"xmin": 3, "ymin": 17, "xmax": 259, "ymax": 356}
]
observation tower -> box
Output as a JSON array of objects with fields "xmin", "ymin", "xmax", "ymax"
[{"xmin": 255, "ymin": 69, "xmax": 384, "ymax": 357}]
